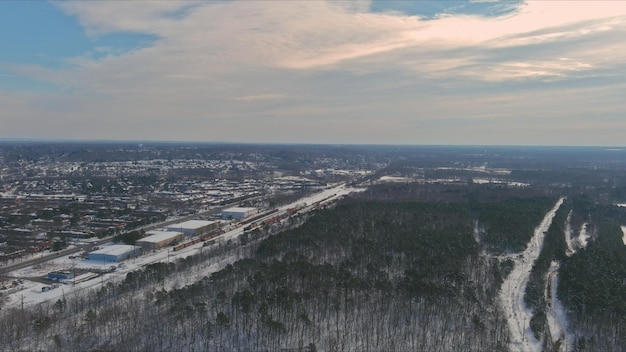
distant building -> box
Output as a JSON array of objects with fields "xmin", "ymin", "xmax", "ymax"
[
  {"xmin": 221, "ymin": 207, "xmax": 257, "ymax": 220},
  {"xmin": 166, "ymin": 220, "xmax": 219, "ymax": 237},
  {"xmin": 137, "ymin": 231, "xmax": 185, "ymax": 251},
  {"xmin": 88, "ymin": 245, "xmax": 141, "ymax": 263}
]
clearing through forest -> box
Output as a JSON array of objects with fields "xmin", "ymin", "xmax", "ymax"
[{"xmin": 499, "ymin": 197, "xmax": 564, "ymax": 352}]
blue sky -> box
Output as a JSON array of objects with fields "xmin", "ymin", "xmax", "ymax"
[{"xmin": 1, "ymin": 1, "xmax": 626, "ymax": 145}]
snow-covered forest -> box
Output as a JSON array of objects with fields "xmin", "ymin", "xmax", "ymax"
[{"xmin": 2, "ymin": 181, "xmax": 624, "ymax": 352}]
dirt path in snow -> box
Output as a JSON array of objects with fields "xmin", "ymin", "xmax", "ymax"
[
  {"xmin": 499, "ymin": 197, "xmax": 564, "ymax": 352},
  {"xmin": 545, "ymin": 261, "xmax": 571, "ymax": 352}
]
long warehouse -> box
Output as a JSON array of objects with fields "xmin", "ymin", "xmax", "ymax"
[
  {"xmin": 88, "ymin": 245, "xmax": 142, "ymax": 263},
  {"xmin": 137, "ymin": 231, "xmax": 184, "ymax": 251},
  {"xmin": 166, "ymin": 220, "xmax": 219, "ymax": 237}
]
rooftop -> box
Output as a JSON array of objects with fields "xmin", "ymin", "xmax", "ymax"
[
  {"xmin": 168, "ymin": 220, "xmax": 216, "ymax": 230},
  {"xmin": 139, "ymin": 231, "xmax": 183, "ymax": 243},
  {"xmin": 222, "ymin": 207, "xmax": 256, "ymax": 213},
  {"xmin": 90, "ymin": 245, "xmax": 140, "ymax": 256}
]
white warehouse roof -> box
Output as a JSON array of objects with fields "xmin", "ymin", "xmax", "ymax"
[
  {"xmin": 223, "ymin": 207, "xmax": 256, "ymax": 213},
  {"xmin": 140, "ymin": 231, "xmax": 183, "ymax": 243},
  {"xmin": 90, "ymin": 245, "xmax": 140, "ymax": 256},
  {"xmin": 169, "ymin": 220, "xmax": 216, "ymax": 230}
]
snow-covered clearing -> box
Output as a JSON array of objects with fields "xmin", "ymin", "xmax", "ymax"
[
  {"xmin": 564, "ymin": 211, "xmax": 575, "ymax": 257},
  {"xmin": 578, "ymin": 223, "xmax": 591, "ymax": 249},
  {"xmin": 499, "ymin": 197, "xmax": 564, "ymax": 352},
  {"xmin": 377, "ymin": 176, "xmax": 414, "ymax": 183},
  {"xmin": 564, "ymin": 211, "xmax": 592, "ymax": 256},
  {"xmin": 472, "ymin": 178, "xmax": 529, "ymax": 187},
  {"xmin": 473, "ymin": 220, "xmax": 481, "ymax": 245},
  {"xmin": 545, "ymin": 261, "xmax": 572, "ymax": 351}
]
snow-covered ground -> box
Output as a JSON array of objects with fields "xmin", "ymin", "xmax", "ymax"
[
  {"xmin": 499, "ymin": 197, "xmax": 564, "ymax": 352},
  {"xmin": 472, "ymin": 178, "xmax": 529, "ymax": 187},
  {"xmin": 564, "ymin": 211, "xmax": 575, "ymax": 256},
  {"xmin": 377, "ymin": 176, "xmax": 415, "ymax": 183},
  {"xmin": 564, "ymin": 211, "xmax": 591, "ymax": 256},
  {"xmin": 2, "ymin": 183, "xmax": 362, "ymax": 310},
  {"xmin": 545, "ymin": 261, "xmax": 572, "ymax": 351},
  {"xmin": 621, "ymin": 226, "xmax": 626, "ymax": 246},
  {"xmin": 578, "ymin": 223, "xmax": 591, "ymax": 249}
]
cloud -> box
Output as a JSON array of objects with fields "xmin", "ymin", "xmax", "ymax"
[
  {"xmin": 2, "ymin": 1, "xmax": 626, "ymax": 145},
  {"xmin": 47, "ymin": 1, "xmax": 626, "ymax": 82},
  {"xmin": 234, "ymin": 94, "xmax": 287, "ymax": 102},
  {"xmin": 55, "ymin": 1, "xmax": 197, "ymax": 37}
]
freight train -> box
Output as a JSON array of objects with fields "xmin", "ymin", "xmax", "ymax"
[{"xmin": 172, "ymin": 229, "xmax": 225, "ymax": 251}]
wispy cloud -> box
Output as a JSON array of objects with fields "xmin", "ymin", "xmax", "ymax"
[
  {"xmin": 2, "ymin": 1, "xmax": 626, "ymax": 145},
  {"xmin": 234, "ymin": 94, "xmax": 287, "ymax": 102}
]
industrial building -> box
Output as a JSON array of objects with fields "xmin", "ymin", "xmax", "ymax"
[
  {"xmin": 48, "ymin": 271, "xmax": 74, "ymax": 281},
  {"xmin": 166, "ymin": 220, "xmax": 219, "ymax": 237},
  {"xmin": 88, "ymin": 245, "xmax": 142, "ymax": 263},
  {"xmin": 221, "ymin": 207, "xmax": 257, "ymax": 220},
  {"xmin": 137, "ymin": 231, "xmax": 184, "ymax": 251}
]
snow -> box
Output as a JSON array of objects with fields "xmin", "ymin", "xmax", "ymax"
[
  {"xmin": 377, "ymin": 176, "xmax": 414, "ymax": 183},
  {"xmin": 4, "ymin": 240, "xmax": 220, "ymax": 310},
  {"xmin": 545, "ymin": 261, "xmax": 572, "ymax": 351},
  {"xmin": 499, "ymin": 197, "xmax": 564, "ymax": 352},
  {"xmin": 578, "ymin": 223, "xmax": 590, "ymax": 249},
  {"xmin": 89, "ymin": 244, "xmax": 139, "ymax": 257},
  {"xmin": 564, "ymin": 211, "xmax": 575, "ymax": 257},
  {"xmin": 167, "ymin": 219, "xmax": 216, "ymax": 230},
  {"xmin": 564, "ymin": 213, "xmax": 591, "ymax": 256},
  {"xmin": 473, "ymin": 220, "xmax": 481, "ymax": 245},
  {"xmin": 139, "ymin": 231, "xmax": 183, "ymax": 243},
  {"xmin": 472, "ymin": 178, "xmax": 529, "ymax": 187},
  {"xmin": 274, "ymin": 176, "xmax": 314, "ymax": 182},
  {"xmin": 621, "ymin": 226, "xmax": 626, "ymax": 246},
  {"xmin": 2, "ymin": 183, "xmax": 363, "ymax": 310}
]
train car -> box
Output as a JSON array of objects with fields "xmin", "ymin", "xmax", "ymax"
[
  {"xmin": 261, "ymin": 215, "xmax": 282, "ymax": 227},
  {"xmin": 240, "ymin": 208, "xmax": 279, "ymax": 225}
]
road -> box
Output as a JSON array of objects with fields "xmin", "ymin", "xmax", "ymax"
[
  {"xmin": 499, "ymin": 197, "xmax": 564, "ymax": 352},
  {"xmin": 545, "ymin": 261, "xmax": 570, "ymax": 351}
]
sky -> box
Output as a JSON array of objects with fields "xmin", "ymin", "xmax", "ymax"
[{"xmin": 1, "ymin": 0, "xmax": 626, "ymax": 146}]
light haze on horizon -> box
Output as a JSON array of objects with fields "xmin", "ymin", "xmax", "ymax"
[{"xmin": 1, "ymin": 1, "xmax": 626, "ymax": 146}]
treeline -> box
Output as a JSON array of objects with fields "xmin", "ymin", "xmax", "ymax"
[
  {"xmin": 4, "ymin": 185, "xmax": 622, "ymax": 351},
  {"xmin": 0, "ymin": 200, "xmax": 513, "ymax": 351},
  {"xmin": 207, "ymin": 201, "xmax": 509, "ymax": 351},
  {"xmin": 472, "ymin": 196, "xmax": 557, "ymax": 254}
]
